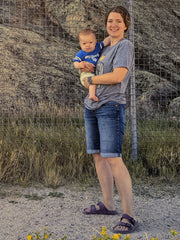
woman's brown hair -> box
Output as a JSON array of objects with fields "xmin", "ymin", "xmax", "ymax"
[{"xmin": 105, "ymin": 6, "xmax": 130, "ymax": 32}]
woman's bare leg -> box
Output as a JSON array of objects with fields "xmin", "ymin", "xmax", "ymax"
[
  {"xmin": 107, "ymin": 157, "xmax": 134, "ymax": 231},
  {"xmin": 84, "ymin": 153, "xmax": 115, "ymax": 212},
  {"xmin": 107, "ymin": 157, "xmax": 133, "ymax": 216},
  {"xmin": 93, "ymin": 153, "xmax": 115, "ymax": 210}
]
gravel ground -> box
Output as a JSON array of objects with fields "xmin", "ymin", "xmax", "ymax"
[{"xmin": 0, "ymin": 182, "xmax": 180, "ymax": 240}]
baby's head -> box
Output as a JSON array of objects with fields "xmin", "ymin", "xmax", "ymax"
[{"xmin": 78, "ymin": 29, "xmax": 97, "ymax": 53}]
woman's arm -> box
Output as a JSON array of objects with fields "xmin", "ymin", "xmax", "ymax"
[
  {"xmin": 83, "ymin": 67, "xmax": 128, "ymax": 88},
  {"xmin": 79, "ymin": 62, "xmax": 95, "ymax": 73},
  {"xmin": 73, "ymin": 61, "xmax": 86, "ymax": 69}
]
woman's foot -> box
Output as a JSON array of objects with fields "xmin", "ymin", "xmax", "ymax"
[
  {"xmin": 83, "ymin": 202, "xmax": 118, "ymax": 215},
  {"xmin": 113, "ymin": 214, "xmax": 139, "ymax": 234}
]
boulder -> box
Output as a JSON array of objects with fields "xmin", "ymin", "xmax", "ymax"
[{"xmin": 168, "ymin": 97, "xmax": 180, "ymax": 120}]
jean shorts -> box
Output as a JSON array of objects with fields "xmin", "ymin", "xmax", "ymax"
[{"xmin": 84, "ymin": 101, "xmax": 126, "ymax": 158}]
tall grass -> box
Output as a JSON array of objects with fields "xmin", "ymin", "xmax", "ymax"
[
  {"xmin": 0, "ymin": 105, "xmax": 179, "ymax": 187},
  {"xmin": 123, "ymin": 118, "xmax": 180, "ymax": 181}
]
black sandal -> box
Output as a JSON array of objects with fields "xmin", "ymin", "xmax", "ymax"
[
  {"xmin": 113, "ymin": 214, "xmax": 139, "ymax": 234},
  {"xmin": 83, "ymin": 201, "xmax": 118, "ymax": 215}
]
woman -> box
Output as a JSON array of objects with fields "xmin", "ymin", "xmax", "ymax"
[{"xmin": 82, "ymin": 6, "xmax": 138, "ymax": 234}]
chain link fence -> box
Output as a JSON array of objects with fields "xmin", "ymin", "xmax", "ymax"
[{"xmin": 0, "ymin": 0, "xmax": 179, "ymax": 183}]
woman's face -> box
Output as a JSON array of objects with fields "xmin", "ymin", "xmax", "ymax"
[{"xmin": 106, "ymin": 12, "xmax": 127, "ymax": 39}]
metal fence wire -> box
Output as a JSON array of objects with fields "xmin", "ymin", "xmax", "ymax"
[{"xmin": 0, "ymin": 0, "xmax": 179, "ymax": 165}]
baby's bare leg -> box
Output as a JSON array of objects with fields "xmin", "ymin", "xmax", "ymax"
[{"xmin": 89, "ymin": 85, "xmax": 98, "ymax": 101}]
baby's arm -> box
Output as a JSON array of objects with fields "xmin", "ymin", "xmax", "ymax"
[{"xmin": 103, "ymin": 36, "xmax": 111, "ymax": 47}]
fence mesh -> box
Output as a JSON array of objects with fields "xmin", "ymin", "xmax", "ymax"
[{"xmin": 0, "ymin": 0, "xmax": 179, "ymax": 182}]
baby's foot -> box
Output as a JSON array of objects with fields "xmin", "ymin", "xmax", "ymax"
[{"xmin": 89, "ymin": 95, "xmax": 99, "ymax": 101}]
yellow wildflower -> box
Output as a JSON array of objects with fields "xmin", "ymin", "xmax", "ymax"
[
  {"xmin": 27, "ymin": 235, "xmax": 32, "ymax": 240},
  {"xmin": 101, "ymin": 226, "xmax": 107, "ymax": 235},
  {"xmin": 113, "ymin": 233, "xmax": 120, "ymax": 239},
  {"xmin": 44, "ymin": 234, "xmax": 48, "ymax": 239},
  {"xmin": 171, "ymin": 229, "xmax": 178, "ymax": 236},
  {"xmin": 124, "ymin": 234, "xmax": 130, "ymax": 240}
]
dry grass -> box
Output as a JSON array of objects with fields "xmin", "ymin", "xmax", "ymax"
[{"xmin": 0, "ymin": 103, "xmax": 179, "ymax": 187}]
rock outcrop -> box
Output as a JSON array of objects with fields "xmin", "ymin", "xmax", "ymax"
[{"xmin": 0, "ymin": 0, "xmax": 179, "ymax": 118}]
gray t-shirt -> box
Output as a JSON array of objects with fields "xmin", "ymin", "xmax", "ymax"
[{"xmin": 84, "ymin": 38, "xmax": 134, "ymax": 110}]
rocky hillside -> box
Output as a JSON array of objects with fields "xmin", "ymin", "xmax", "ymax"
[{"xmin": 0, "ymin": 0, "xmax": 179, "ymax": 118}]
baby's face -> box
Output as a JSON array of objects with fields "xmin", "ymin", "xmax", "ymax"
[{"xmin": 79, "ymin": 33, "xmax": 97, "ymax": 53}]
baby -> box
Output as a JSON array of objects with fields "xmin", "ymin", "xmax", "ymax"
[{"xmin": 73, "ymin": 29, "xmax": 110, "ymax": 101}]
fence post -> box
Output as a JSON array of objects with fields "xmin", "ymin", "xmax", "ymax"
[{"xmin": 126, "ymin": 0, "xmax": 138, "ymax": 160}]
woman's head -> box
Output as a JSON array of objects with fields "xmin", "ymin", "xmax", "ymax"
[{"xmin": 105, "ymin": 6, "xmax": 130, "ymax": 32}]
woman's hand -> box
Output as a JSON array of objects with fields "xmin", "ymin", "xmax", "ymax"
[{"xmin": 81, "ymin": 62, "xmax": 95, "ymax": 73}]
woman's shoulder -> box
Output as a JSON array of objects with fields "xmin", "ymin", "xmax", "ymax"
[
  {"xmin": 119, "ymin": 38, "xmax": 133, "ymax": 46},
  {"xmin": 117, "ymin": 38, "xmax": 134, "ymax": 51}
]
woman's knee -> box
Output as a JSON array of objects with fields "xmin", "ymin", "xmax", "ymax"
[
  {"xmin": 93, "ymin": 153, "xmax": 100, "ymax": 161},
  {"xmin": 93, "ymin": 153, "xmax": 106, "ymax": 165},
  {"xmin": 107, "ymin": 157, "xmax": 123, "ymax": 168}
]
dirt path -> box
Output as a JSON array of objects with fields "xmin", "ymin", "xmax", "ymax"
[{"xmin": 0, "ymin": 182, "xmax": 179, "ymax": 240}]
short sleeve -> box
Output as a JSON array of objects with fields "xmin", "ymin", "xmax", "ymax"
[
  {"xmin": 73, "ymin": 50, "xmax": 84, "ymax": 62},
  {"xmin": 113, "ymin": 41, "xmax": 134, "ymax": 70}
]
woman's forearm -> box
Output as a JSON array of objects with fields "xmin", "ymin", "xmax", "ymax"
[{"xmin": 91, "ymin": 67, "xmax": 128, "ymax": 85}]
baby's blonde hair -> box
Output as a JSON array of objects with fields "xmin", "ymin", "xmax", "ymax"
[{"xmin": 78, "ymin": 28, "xmax": 96, "ymax": 41}]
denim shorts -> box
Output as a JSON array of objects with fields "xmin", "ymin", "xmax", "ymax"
[{"xmin": 84, "ymin": 101, "xmax": 126, "ymax": 158}]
